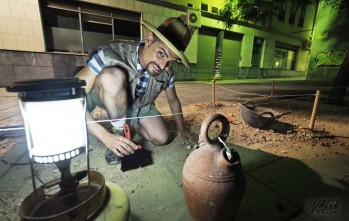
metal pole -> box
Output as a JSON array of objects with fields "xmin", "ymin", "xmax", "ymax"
[{"xmin": 309, "ymin": 90, "xmax": 321, "ymax": 130}]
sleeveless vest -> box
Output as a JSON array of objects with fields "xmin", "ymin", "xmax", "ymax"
[{"xmin": 94, "ymin": 40, "xmax": 173, "ymax": 113}]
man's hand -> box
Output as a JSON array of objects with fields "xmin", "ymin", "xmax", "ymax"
[
  {"xmin": 103, "ymin": 132, "xmax": 139, "ymax": 157},
  {"xmin": 165, "ymin": 86, "xmax": 197, "ymax": 146},
  {"xmin": 179, "ymin": 129, "xmax": 197, "ymax": 146}
]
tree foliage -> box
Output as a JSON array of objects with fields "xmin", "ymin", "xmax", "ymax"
[{"xmin": 219, "ymin": 0, "xmax": 348, "ymax": 29}]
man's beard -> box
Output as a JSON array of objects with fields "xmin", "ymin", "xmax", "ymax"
[{"xmin": 145, "ymin": 61, "xmax": 164, "ymax": 76}]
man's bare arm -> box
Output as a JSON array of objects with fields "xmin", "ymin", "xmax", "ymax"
[{"xmin": 165, "ymin": 86, "xmax": 196, "ymax": 143}]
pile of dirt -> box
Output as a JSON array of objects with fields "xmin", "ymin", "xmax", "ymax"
[{"xmin": 174, "ymin": 99, "xmax": 349, "ymax": 159}]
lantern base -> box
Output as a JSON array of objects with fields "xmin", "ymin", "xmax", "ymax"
[
  {"xmin": 19, "ymin": 170, "xmax": 106, "ymax": 221},
  {"xmin": 93, "ymin": 182, "xmax": 130, "ymax": 221}
]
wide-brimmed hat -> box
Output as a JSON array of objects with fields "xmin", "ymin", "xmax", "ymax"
[{"xmin": 141, "ymin": 16, "xmax": 192, "ymax": 68}]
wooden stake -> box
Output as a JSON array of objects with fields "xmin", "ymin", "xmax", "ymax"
[
  {"xmin": 212, "ymin": 79, "xmax": 216, "ymax": 104},
  {"xmin": 309, "ymin": 90, "xmax": 321, "ymax": 130},
  {"xmin": 271, "ymin": 80, "xmax": 275, "ymax": 97}
]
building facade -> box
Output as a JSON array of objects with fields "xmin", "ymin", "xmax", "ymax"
[{"xmin": 0, "ymin": 0, "xmax": 342, "ymax": 86}]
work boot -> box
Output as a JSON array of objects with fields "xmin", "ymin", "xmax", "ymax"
[{"xmin": 105, "ymin": 128, "xmax": 124, "ymax": 165}]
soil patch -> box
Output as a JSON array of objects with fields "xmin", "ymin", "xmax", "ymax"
[
  {"xmin": 2, "ymin": 98, "xmax": 349, "ymax": 170},
  {"xmin": 161, "ymin": 98, "xmax": 349, "ymax": 163}
]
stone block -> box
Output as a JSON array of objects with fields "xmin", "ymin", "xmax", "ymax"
[
  {"xmin": 75, "ymin": 55, "xmax": 88, "ymax": 67},
  {"xmin": 38, "ymin": 53, "xmax": 53, "ymax": 67},
  {"xmin": 0, "ymin": 64, "xmax": 16, "ymax": 86},
  {"xmin": 39, "ymin": 66, "xmax": 54, "ymax": 78},
  {"xmin": 52, "ymin": 54, "xmax": 76, "ymax": 67},
  {"xmin": 0, "ymin": 51, "xmax": 13, "ymax": 65},
  {"xmin": 27, "ymin": 66, "xmax": 44, "ymax": 79},
  {"xmin": 14, "ymin": 65, "xmax": 29, "ymax": 81},
  {"xmin": 10, "ymin": 51, "xmax": 27, "ymax": 65},
  {"xmin": 53, "ymin": 66, "xmax": 72, "ymax": 78}
]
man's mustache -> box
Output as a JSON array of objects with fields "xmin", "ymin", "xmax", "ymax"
[{"xmin": 146, "ymin": 61, "xmax": 164, "ymax": 75}]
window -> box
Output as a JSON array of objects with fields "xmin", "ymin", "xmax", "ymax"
[
  {"xmin": 298, "ymin": 4, "xmax": 306, "ymax": 28},
  {"xmin": 42, "ymin": 7, "xmax": 81, "ymax": 53},
  {"xmin": 273, "ymin": 42, "xmax": 298, "ymax": 70},
  {"xmin": 252, "ymin": 37, "xmax": 264, "ymax": 67},
  {"xmin": 212, "ymin": 6, "xmax": 218, "ymax": 14},
  {"xmin": 114, "ymin": 19, "xmax": 140, "ymax": 39},
  {"xmin": 288, "ymin": 2, "xmax": 296, "ymax": 25},
  {"xmin": 40, "ymin": 0, "xmax": 141, "ymax": 53},
  {"xmin": 201, "ymin": 3, "xmax": 208, "ymax": 12},
  {"xmin": 82, "ymin": 14, "xmax": 113, "ymax": 53},
  {"xmin": 273, "ymin": 48, "xmax": 296, "ymax": 70},
  {"xmin": 277, "ymin": 1, "xmax": 287, "ymax": 21}
]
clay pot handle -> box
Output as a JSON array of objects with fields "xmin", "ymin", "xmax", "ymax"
[{"xmin": 200, "ymin": 114, "xmax": 230, "ymax": 145}]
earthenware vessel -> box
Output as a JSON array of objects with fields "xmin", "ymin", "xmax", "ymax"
[{"xmin": 182, "ymin": 114, "xmax": 246, "ymax": 221}]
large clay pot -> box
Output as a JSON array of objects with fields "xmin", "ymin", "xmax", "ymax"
[{"xmin": 182, "ymin": 114, "xmax": 246, "ymax": 221}]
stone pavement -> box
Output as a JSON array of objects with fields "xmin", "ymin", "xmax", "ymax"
[{"xmin": 0, "ymin": 80, "xmax": 349, "ymax": 221}]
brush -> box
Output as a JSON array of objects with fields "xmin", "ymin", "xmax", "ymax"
[{"xmin": 121, "ymin": 123, "xmax": 152, "ymax": 172}]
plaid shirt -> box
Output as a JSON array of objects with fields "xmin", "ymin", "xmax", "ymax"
[{"xmin": 87, "ymin": 40, "xmax": 175, "ymax": 97}]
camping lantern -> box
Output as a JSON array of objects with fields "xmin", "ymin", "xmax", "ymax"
[
  {"xmin": 11, "ymin": 78, "xmax": 89, "ymax": 165},
  {"xmin": 6, "ymin": 78, "xmax": 108, "ymax": 220}
]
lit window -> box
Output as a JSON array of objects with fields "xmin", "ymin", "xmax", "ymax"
[{"xmin": 273, "ymin": 48, "xmax": 296, "ymax": 70}]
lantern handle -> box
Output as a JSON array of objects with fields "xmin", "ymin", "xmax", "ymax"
[{"xmin": 200, "ymin": 114, "xmax": 230, "ymax": 146}]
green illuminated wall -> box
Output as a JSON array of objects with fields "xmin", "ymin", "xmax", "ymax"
[{"xmin": 307, "ymin": 3, "xmax": 349, "ymax": 80}]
